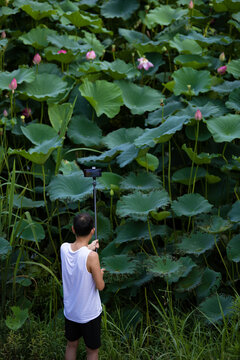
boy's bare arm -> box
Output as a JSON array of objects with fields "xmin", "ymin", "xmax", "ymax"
[{"xmin": 87, "ymin": 251, "xmax": 105, "ymax": 291}]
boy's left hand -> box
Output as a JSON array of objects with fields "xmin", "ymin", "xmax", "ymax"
[{"xmin": 88, "ymin": 239, "xmax": 99, "ymax": 251}]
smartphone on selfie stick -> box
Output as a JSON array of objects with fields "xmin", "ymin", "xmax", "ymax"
[{"xmin": 83, "ymin": 167, "xmax": 102, "ymax": 252}]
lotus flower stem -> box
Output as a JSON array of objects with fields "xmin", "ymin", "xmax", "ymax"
[
  {"xmin": 162, "ymin": 144, "xmax": 165, "ymax": 189},
  {"xmin": 147, "ymin": 218, "xmax": 158, "ymax": 256},
  {"xmin": 188, "ymin": 120, "xmax": 199, "ymax": 193},
  {"xmin": 214, "ymin": 235, "xmax": 232, "ymax": 283},
  {"xmin": 222, "ymin": 143, "xmax": 228, "ymax": 164},
  {"xmin": 168, "ymin": 140, "xmax": 172, "ymax": 200},
  {"xmin": 40, "ymin": 102, "xmax": 44, "ymax": 123},
  {"xmin": 191, "ymin": 165, "xmax": 199, "ymax": 194}
]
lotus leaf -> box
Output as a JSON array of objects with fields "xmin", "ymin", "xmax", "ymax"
[
  {"xmin": 79, "ymin": 80, "xmax": 123, "ymax": 118},
  {"xmin": 98, "ymin": 172, "xmax": 123, "ymax": 190},
  {"xmin": 63, "ymin": 10, "xmax": 102, "ymax": 29},
  {"xmin": 169, "ymin": 35, "xmax": 202, "ymax": 55},
  {"xmin": 175, "ymin": 267, "xmax": 203, "ymax": 292},
  {"xmin": 226, "ymin": 234, "xmax": 240, "ymax": 262},
  {"xmin": 205, "ymin": 174, "xmax": 221, "ymax": 184},
  {"xmin": 120, "ymin": 171, "xmax": 161, "ymax": 191},
  {"xmin": 81, "ymin": 30, "xmax": 105, "ymax": 55},
  {"xmin": 101, "ymin": 0, "xmax": 139, "ymax": 20},
  {"xmin": 182, "ymin": 144, "xmax": 220, "ymax": 165},
  {"xmin": 15, "ymin": 219, "xmax": 45, "ymax": 242},
  {"xmin": 0, "ymin": 237, "xmax": 12, "ymax": 258},
  {"xmin": 167, "ymin": 256, "xmax": 197, "ymax": 283},
  {"xmin": 205, "ymin": 114, "xmax": 240, "ymax": 143},
  {"xmin": 185, "ymin": 122, "xmax": 212, "ymax": 142},
  {"xmin": 172, "ymin": 193, "xmax": 212, "ymax": 217},
  {"xmin": 174, "ymin": 54, "xmax": 208, "ymax": 69},
  {"xmin": 19, "ymin": 26, "xmax": 58, "ymax": 49},
  {"xmin": 21, "ymin": 124, "xmax": 58, "ymax": 145},
  {"xmin": 144, "ymin": 5, "xmax": 188, "ymax": 27},
  {"xmin": 0, "ymin": 68, "xmax": 35, "ymax": 90},
  {"xmin": 150, "ymin": 211, "xmax": 171, "ymax": 221},
  {"xmin": 147, "ymin": 255, "xmax": 182, "ymax": 277},
  {"xmin": 5, "ymin": 307, "xmax": 29, "ymax": 331},
  {"xmin": 198, "ymin": 294, "xmax": 234, "ymax": 323},
  {"xmin": 228, "ymin": 200, "xmax": 240, "ymax": 222},
  {"xmin": 115, "ymin": 80, "xmax": 163, "ymax": 115},
  {"xmin": 47, "ymin": 34, "xmax": 83, "ymax": 51},
  {"xmin": 116, "ymin": 144, "xmax": 139, "ymax": 168},
  {"xmin": 226, "ymin": 88, "xmax": 240, "ymax": 112},
  {"xmin": 59, "ymin": 160, "xmax": 80, "ymax": 176},
  {"xmin": 198, "ymin": 215, "xmax": 232, "ymax": 234},
  {"xmin": 213, "ymin": 0, "xmax": 240, "ymax": 12},
  {"xmin": 19, "ymin": 74, "xmax": 68, "ymax": 101},
  {"xmin": 177, "ymin": 232, "xmax": 215, "ymax": 255},
  {"xmin": 48, "ymin": 102, "xmax": 73, "ymax": 135},
  {"xmin": 173, "ymin": 67, "xmax": 211, "ymax": 96},
  {"xmin": 179, "ymin": 31, "xmax": 232, "ymax": 46},
  {"xmin": 116, "ymin": 190, "xmax": 170, "ymax": 220},
  {"xmin": 196, "ymin": 268, "xmax": 222, "ymax": 300},
  {"xmin": 14, "ymin": 0, "xmax": 56, "ymax": 20},
  {"xmin": 67, "ymin": 115, "xmax": 102, "ymax": 146},
  {"xmin": 13, "ymin": 195, "xmax": 45, "ymax": 208},
  {"xmin": 77, "ymin": 148, "xmax": 121, "ymax": 165},
  {"xmin": 44, "ymin": 47, "xmax": 77, "ymax": 63},
  {"xmin": 102, "ymin": 255, "xmax": 138, "ymax": 274},
  {"xmin": 103, "ymin": 128, "xmax": 143, "ymax": 149},
  {"xmin": 212, "ymin": 80, "xmax": 240, "ymax": 94},
  {"xmin": 48, "ymin": 171, "xmax": 93, "ymax": 202},
  {"xmin": 88, "ymin": 211, "xmax": 112, "ymax": 241},
  {"xmin": 0, "ymin": 6, "xmax": 19, "ymax": 15},
  {"xmin": 136, "ymin": 153, "xmax": 159, "ymax": 172},
  {"xmin": 146, "ymin": 97, "xmax": 183, "ymax": 126},
  {"xmin": 227, "ymin": 59, "xmax": 240, "ymax": 79},
  {"xmin": 100, "ymin": 59, "xmax": 139, "ymax": 80},
  {"xmin": 172, "ymin": 167, "xmax": 206, "ymax": 185}
]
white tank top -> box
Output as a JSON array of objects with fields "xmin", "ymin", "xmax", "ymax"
[{"xmin": 60, "ymin": 243, "xmax": 102, "ymax": 323}]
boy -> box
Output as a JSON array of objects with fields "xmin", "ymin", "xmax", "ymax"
[{"xmin": 60, "ymin": 213, "xmax": 105, "ymax": 360}]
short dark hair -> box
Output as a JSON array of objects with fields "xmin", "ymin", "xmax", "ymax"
[{"xmin": 73, "ymin": 213, "xmax": 94, "ymax": 237}]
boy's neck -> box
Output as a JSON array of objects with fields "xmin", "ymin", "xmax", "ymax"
[{"xmin": 72, "ymin": 234, "xmax": 91, "ymax": 249}]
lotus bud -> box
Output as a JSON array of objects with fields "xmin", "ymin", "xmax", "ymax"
[
  {"xmin": 160, "ymin": 99, "xmax": 164, "ymax": 107},
  {"xmin": 3, "ymin": 109, "xmax": 8, "ymax": 117},
  {"xmin": 110, "ymin": 189, "xmax": 114, "ymax": 196},
  {"xmin": 189, "ymin": 0, "xmax": 194, "ymax": 9},
  {"xmin": 57, "ymin": 49, "xmax": 67, "ymax": 54},
  {"xmin": 219, "ymin": 52, "xmax": 225, "ymax": 62},
  {"xmin": 217, "ymin": 65, "xmax": 227, "ymax": 75},
  {"xmin": 86, "ymin": 50, "xmax": 96, "ymax": 60},
  {"xmin": 8, "ymin": 78, "xmax": 17, "ymax": 92},
  {"xmin": 33, "ymin": 53, "xmax": 41, "ymax": 65},
  {"xmin": 195, "ymin": 109, "xmax": 202, "ymax": 121},
  {"xmin": 112, "ymin": 44, "xmax": 116, "ymax": 52},
  {"xmin": 22, "ymin": 107, "xmax": 32, "ymax": 118},
  {"xmin": 21, "ymin": 115, "xmax": 25, "ymax": 123},
  {"xmin": 1, "ymin": 31, "xmax": 6, "ymax": 39}
]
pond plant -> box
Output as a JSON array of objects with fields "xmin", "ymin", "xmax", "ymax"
[{"xmin": 1, "ymin": 0, "xmax": 240, "ymax": 353}]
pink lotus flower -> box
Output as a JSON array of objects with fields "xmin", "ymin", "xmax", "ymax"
[
  {"xmin": 1, "ymin": 31, "xmax": 6, "ymax": 39},
  {"xmin": 9, "ymin": 78, "xmax": 17, "ymax": 92},
  {"xmin": 137, "ymin": 57, "xmax": 154, "ymax": 71},
  {"xmin": 33, "ymin": 53, "xmax": 41, "ymax": 65},
  {"xmin": 3, "ymin": 109, "xmax": 8, "ymax": 117},
  {"xmin": 86, "ymin": 50, "xmax": 96, "ymax": 60},
  {"xmin": 219, "ymin": 52, "xmax": 225, "ymax": 62},
  {"xmin": 217, "ymin": 65, "xmax": 227, "ymax": 75},
  {"xmin": 57, "ymin": 49, "xmax": 67, "ymax": 54},
  {"xmin": 22, "ymin": 107, "xmax": 32, "ymax": 118},
  {"xmin": 189, "ymin": 0, "xmax": 194, "ymax": 9},
  {"xmin": 195, "ymin": 109, "xmax": 202, "ymax": 121}
]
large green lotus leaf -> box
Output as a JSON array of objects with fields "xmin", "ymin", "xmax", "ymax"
[
  {"xmin": 174, "ymin": 54, "xmax": 208, "ymax": 69},
  {"xmin": 47, "ymin": 76, "xmax": 75, "ymax": 105},
  {"xmin": 19, "ymin": 26, "xmax": 58, "ymax": 49},
  {"xmin": 100, "ymin": 59, "xmax": 139, "ymax": 80},
  {"xmin": 63, "ymin": 10, "xmax": 102, "ymax": 28},
  {"xmin": 169, "ymin": 35, "xmax": 202, "ymax": 55},
  {"xmin": 144, "ymin": 5, "xmax": 188, "ymax": 27},
  {"xmin": 167, "ymin": 257, "xmax": 197, "ymax": 284},
  {"xmin": 120, "ymin": 171, "xmax": 161, "ymax": 191},
  {"xmin": 77, "ymin": 148, "xmax": 120, "ymax": 165},
  {"xmin": 102, "ymin": 255, "xmax": 138, "ymax": 274},
  {"xmin": 228, "ymin": 201, "xmax": 240, "ymax": 222},
  {"xmin": 57, "ymin": 0, "xmax": 79, "ymax": 12},
  {"xmin": 227, "ymin": 59, "xmax": 240, "ymax": 79},
  {"xmin": 103, "ymin": 128, "xmax": 143, "ymax": 149},
  {"xmin": 48, "ymin": 171, "xmax": 93, "ymax": 202},
  {"xmin": 198, "ymin": 294, "xmax": 234, "ymax": 323},
  {"xmin": 116, "ymin": 190, "xmax": 170, "ymax": 220},
  {"xmin": 115, "ymin": 80, "xmax": 163, "ymax": 115},
  {"xmin": 19, "ymin": 74, "xmax": 68, "ymax": 101},
  {"xmin": 59, "ymin": 160, "xmax": 80, "ymax": 176},
  {"xmin": 172, "ymin": 193, "xmax": 212, "ymax": 217},
  {"xmin": 228, "ymin": 18, "xmax": 240, "ymax": 31},
  {"xmin": 146, "ymin": 97, "xmax": 184, "ymax": 126},
  {"xmin": 135, "ymin": 115, "xmax": 189, "ymax": 147},
  {"xmin": 179, "ymin": 101, "xmax": 227, "ymax": 120},
  {"xmin": 47, "ymin": 34, "xmax": 82, "ymax": 51},
  {"xmin": 179, "ymin": 31, "xmax": 232, "ymax": 46},
  {"xmin": 147, "ymin": 255, "xmax": 183, "ymax": 277},
  {"xmin": 136, "ymin": 153, "xmax": 159, "ymax": 172},
  {"xmin": 5, "ymin": 307, "xmax": 28, "ymax": 331},
  {"xmin": 101, "ymin": 0, "xmax": 139, "ymax": 20},
  {"xmin": 79, "ymin": 80, "xmax": 123, "ymax": 118},
  {"xmin": 14, "ymin": 0, "xmax": 56, "ymax": 20},
  {"xmin": 182, "ymin": 144, "xmax": 220, "ymax": 165},
  {"xmin": 116, "ymin": 144, "xmax": 139, "ymax": 168},
  {"xmin": 226, "ymin": 88, "xmax": 240, "ymax": 112},
  {"xmin": 21, "ymin": 124, "xmax": 58, "ymax": 145},
  {"xmin": 15, "ymin": 219, "xmax": 45, "ymax": 242},
  {"xmin": 205, "ymin": 115, "xmax": 240, "ymax": 143},
  {"xmin": 198, "ymin": 215, "xmax": 232, "ymax": 234},
  {"xmin": 0, "ymin": 6, "xmax": 19, "ymax": 15},
  {"xmin": 226, "ymin": 234, "xmax": 240, "ymax": 262},
  {"xmin": 0, "ymin": 237, "xmax": 12, "ymax": 259},
  {"xmin": 196, "ymin": 268, "xmax": 222, "ymax": 301},
  {"xmin": 175, "ymin": 267, "xmax": 203, "ymax": 292},
  {"xmin": 98, "ymin": 172, "xmax": 123, "ymax": 190},
  {"xmin": 67, "ymin": 115, "xmax": 102, "ymax": 146},
  {"xmin": 13, "ymin": 195, "xmax": 44, "ymax": 208},
  {"xmin": 48, "ymin": 103, "xmax": 73, "ymax": 134},
  {"xmin": 172, "ymin": 167, "xmax": 207, "ymax": 185},
  {"xmin": 115, "ymin": 220, "xmax": 170, "ymax": 244},
  {"xmin": 212, "ymin": 80, "xmax": 240, "ymax": 94},
  {"xmin": 44, "ymin": 47, "xmax": 77, "ymax": 64},
  {"xmin": 177, "ymin": 232, "xmax": 215, "ymax": 256},
  {"xmin": 0, "ymin": 68, "xmax": 35, "ymax": 90},
  {"xmin": 213, "ymin": 0, "xmax": 240, "ymax": 12},
  {"xmin": 81, "ymin": 30, "xmax": 105, "ymax": 56},
  {"xmin": 87, "ymin": 210, "xmax": 112, "ymax": 241},
  {"xmin": 173, "ymin": 67, "xmax": 211, "ymax": 96}
]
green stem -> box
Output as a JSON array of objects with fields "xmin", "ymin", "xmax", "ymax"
[
  {"xmin": 188, "ymin": 121, "xmax": 199, "ymax": 193},
  {"xmin": 168, "ymin": 140, "xmax": 172, "ymax": 200},
  {"xmin": 147, "ymin": 218, "xmax": 158, "ymax": 256},
  {"xmin": 40, "ymin": 102, "xmax": 44, "ymax": 123},
  {"xmin": 222, "ymin": 143, "xmax": 228, "ymax": 164},
  {"xmin": 162, "ymin": 144, "xmax": 165, "ymax": 189},
  {"xmin": 214, "ymin": 235, "xmax": 232, "ymax": 283}
]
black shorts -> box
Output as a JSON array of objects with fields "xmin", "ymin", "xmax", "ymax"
[{"xmin": 65, "ymin": 314, "xmax": 101, "ymax": 349}]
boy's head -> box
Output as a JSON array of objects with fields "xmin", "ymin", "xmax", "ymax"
[{"xmin": 73, "ymin": 213, "xmax": 94, "ymax": 237}]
